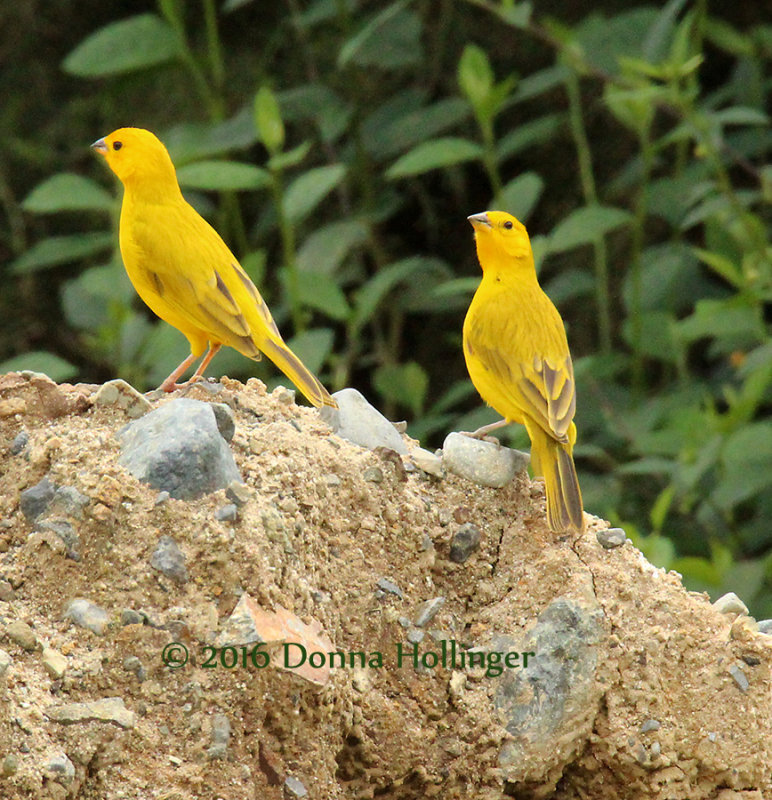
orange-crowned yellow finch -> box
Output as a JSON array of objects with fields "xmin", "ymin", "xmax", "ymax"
[
  {"xmin": 463, "ymin": 210, "xmax": 583, "ymax": 532},
  {"xmin": 92, "ymin": 127, "xmax": 335, "ymax": 407}
]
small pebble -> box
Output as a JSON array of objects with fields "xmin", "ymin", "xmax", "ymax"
[
  {"xmin": 46, "ymin": 697, "xmax": 135, "ymax": 729},
  {"xmin": 411, "ymin": 447, "xmax": 443, "ymax": 478},
  {"xmin": 93, "ymin": 379, "xmax": 151, "ymax": 419},
  {"xmin": 640, "ymin": 718, "xmax": 660, "ymax": 734},
  {"xmin": 449, "ymin": 522, "xmax": 481, "ymax": 563},
  {"xmin": 0, "ymin": 648, "xmax": 12, "ymax": 677},
  {"xmin": 42, "ymin": 647, "xmax": 68, "ymax": 679},
  {"xmin": 377, "ymin": 578, "xmax": 403, "ymax": 599},
  {"xmin": 50, "ymin": 485, "xmax": 90, "ymax": 519},
  {"xmin": 150, "ymin": 535, "xmax": 189, "ymax": 584},
  {"xmin": 225, "ymin": 481, "xmax": 251, "ymax": 507},
  {"xmin": 407, "ymin": 628, "xmax": 425, "ymax": 644},
  {"xmin": 712, "ymin": 592, "xmax": 748, "ymax": 616},
  {"xmin": 441, "ymin": 432, "xmax": 528, "ymax": 488},
  {"xmin": 6, "ymin": 620, "xmax": 39, "ymax": 651},
  {"xmin": 757, "ymin": 619, "xmax": 772, "ymax": 635},
  {"xmin": 0, "ymin": 580, "xmax": 15, "ymax": 602},
  {"xmin": 2, "ymin": 753, "xmax": 18, "ymax": 776},
  {"xmin": 43, "ymin": 752, "xmax": 75, "ymax": 785},
  {"xmin": 650, "ymin": 742, "xmax": 661, "ymax": 758},
  {"xmin": 397, "ymin": 616, "xmax": 412, "ymax": 629},
  {"xmin": 729, "ymin": 664, "xmax": 749, "ymax": 692},
  {"xmin": 596, "ymin": 527, "xmax": 627, "ymax": 549},
  {"xmin": 155, "ymin": 491, "xmax": 170, "ymax": 506},
  {"xmin": 123, "ymin": 656, "xmax": 143, "ymax": 674},
  {"xmin": 11, "ymin": 430, "xmax": 29, "ymax": 455},
  {"xmin": 215, "ymin": 503, "xmax": 238, "ymax": 522},
  {"xmin": 120, "ymin": 609, "xmax": 145, "ymax": 626},
  {"xmin": 64, "ymin": 598, "xmax": 109, "ymax": 636},
  {"xmin": 210, "ymin": 713, "xmax": 231, "ymax": 745},
  {"xmin": 362, "ymin": 467, "xmax": 384, "ymax": 483},
  {"xmin": 39, "ymin": 519, "xmax": 80, "ymax": 559},
  {"xmin": 284, "ymin": 775, "xmax": 308, "ymax": 798},
  {"xmin": 19, "ymin": 476, "xmax": 57, "ymax": 522},
  {"xmin": 415, "ymin": 597, "xmax": 445, "ymax": 628}
]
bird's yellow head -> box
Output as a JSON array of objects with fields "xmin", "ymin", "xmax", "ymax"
[
  {"xmin": 468, "ymin": 210, "xmax": 533, "ymax": 267},
  {"xmin": 91, "ymin": 127, "xmax": 177, "ymax": 190}
]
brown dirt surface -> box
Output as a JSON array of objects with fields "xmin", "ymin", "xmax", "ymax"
[{"xmin": 0, "ymin": 372, "xmax": 770, "ymax": 800}]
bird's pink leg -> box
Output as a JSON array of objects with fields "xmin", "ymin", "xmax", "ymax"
[{"xmin": 156, "ymin": 343, "xmax": 222, "ymax": 393}]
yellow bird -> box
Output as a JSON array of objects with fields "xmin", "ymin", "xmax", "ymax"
[
  {"xmin": 463, "ymin": 210, "xmax": 583, "ymax": 532},
  {"xmin": 92, "ymin": 127, "xmax": 336, "ymax": 407}
]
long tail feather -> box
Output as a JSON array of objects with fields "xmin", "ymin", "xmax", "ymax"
[
  {"xmin": 530, "ymin": 427, "xmax": 584, "ymax": 532},
  {"xmin": 260, "ymin": 338, "xmax": 337, "ymax": 408}
]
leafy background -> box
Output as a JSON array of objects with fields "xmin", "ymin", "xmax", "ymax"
[{"xmin": 1, "ymin": 0, "xmax": 771, "ymax": 613}]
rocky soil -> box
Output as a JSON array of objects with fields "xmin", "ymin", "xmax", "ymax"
[{"xmin": 0, "ymin": 371, "xmax": 770, "ymax": 800}]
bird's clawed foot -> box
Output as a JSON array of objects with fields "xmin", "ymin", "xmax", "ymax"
[{"xmin": 460, "ymin": 418, "xmax": 509, "ymax": 445}]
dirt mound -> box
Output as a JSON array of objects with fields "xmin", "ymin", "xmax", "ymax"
[{"xmin": 1, "ymin": 372, "xmax": 770, "ymax": 799}]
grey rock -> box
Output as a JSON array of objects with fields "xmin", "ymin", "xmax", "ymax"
[
  {"xmin": 39, "ymin": 519, "xmax": 80, "ymax": 559},
  {"xmin": 123, "ymin": 656, "xmax": 143, "ymax": 674},
  {"xmin": 362, "ymin": 466, "xmax": 384, "ymax": 483},
  {"xmin": 5, "ymin": 620, "xmax": 39, "ymax": 651},
  {"xmin": 43, "ymin": 752, "xmax": 75, "ymax": 785},
  {"xmin": 11, "ymin": 430, "xmax": 29, "ymax": 455},
  {"xmin": 20, "ymin": 476, "xmax": 57, "ymax": 522},
  {"xmin": 758, "ymin": 619, "xmax": 772, "ymax": 635},
  {"xmin": 209, "ymin": 402, "xmax": 236, "ymax": 442},
  {"xmin": 150, "ymin": 535, "xmax": 189, "ymax": 584},
  {"xmin": 650, "ymin": 741, "xmax": 661, "ymax": 758},
  {"xmin": 284, "ymin": 775, "xmax": 308, "ymax": 798},
  {"xmin": 320, "ymin": 388, "xmax": 407, "ymax": 454},
  {"xmin": 46, "ymin": 697, "xmax": 135, "ymax": 729},
  {"xmin": 729, "ymin": 664, "xmax": 749, "ymax": 692},
  {"xmin": 211, "ymin": 713, "xmax": 231, "ymax": 745},
  {"xmin": 0, "ymin": 579, "xmax": 14, "ymax": 602},
  {"xmin": 712, "ymin": 592, "xmax": 748, "ymax": 616},
  {"xmin": 215, "ymin": 503, "xmax": 238, "ymax": 522},
  {"xmin": 0, "ymin": 648, "xmax": 11, "ymax": 677},
  {"xmin": 155, "ymin": 490, "xmax": 170, "ymax": 505},
  {"xmin": 411, "ymin": 447, "xmax": 443, "ymax": 478},
  {"xmin": 64, "ymin": 598, "xmax": 109, "ymax": 636},
  {"xmin": 449, "ymin": 522, "xmax": 481, "ymax": 563},
  {"xmin": 407, "ymin": 628, "xmax": 425, "ymax": 644},
  {"xmin": 597, "ymin": 527, "xmax": 627, "ymax": 549},
  {"xmin": 377, "ymin": 578, "xmax": 403, "ymax": 599},
  {"xmin": 120, "ymin": 609, "xmax": 145, "ymax": 626},
  {"xmin": 640, "ymin": 718, "xmax": 660, "ymax": 733},
  {"xmin": 442, "ymin": 432, "xmax": 529, "ymax": 488},
  {"xmin": 50, "ymin": 485, "xmax": 90, "ymax": 519},
  {"xmin": 495, "ymin": 598, "xmax": 604, "ymax": 777},
  {"xmin": 207, "ymin": 742, "xmax": 228, "ymax": 760},
  {"xmin": 225, "ymin": 481, "xmax": 251, "ymax": 507},
  {"xmin": 93, "ymin": 378, "xmax": 152, "ymax": 418},
  {"xmin": 415, "ymin": 597, "xmax": 445, "ymax": 627},
  {"xmin": 117, "ymin": 398, "xmax": 242, "ymax": 500},
  {"xmin": 42, "ymin": 647, "xmax": 68, "ymax": 679}
]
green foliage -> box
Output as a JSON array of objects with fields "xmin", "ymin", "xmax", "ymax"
[{"xmin": 3, "ymin": 0, "xmax": 771, "ymax": 614}]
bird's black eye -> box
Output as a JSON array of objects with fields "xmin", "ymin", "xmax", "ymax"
[
  {"xmin": 113, "ymin": 141, "xmax": 123, "ymax": 151},
  {"xmin": 503, "ymin": 220, "xmax": 513, "ymax": 229}
]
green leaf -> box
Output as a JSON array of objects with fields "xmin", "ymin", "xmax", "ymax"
[
  {"xmin": 373, "ymin": 361, "xmax": 428, "ymax": 415},
  {"xmin": 266, "ymin": 141, "xmax": 312, "ymax": 172},
  {"xmin": 61, "ymin": 259, "xmax": 133, "ymax": 331},
  {"xmin": 254, "ymin": 86, "xmax": 285, "ymax": 155},
  {"xmin": 496, "ymin": 114, "xmax": 563, "ymax": 162},
  {"xmin": 351, "ymin": 257, "xmax": 443, "ymax": 330},
  {"xmin": 621, "ymin": 311, "xmax": 680, "ymax": 362},
  {"xmin": 176, "ymin": 161, "xmax": 271, "ymax": 191},
  {"xmin": 714, "ymin": 422, "xmax": 772, "ymax": 509},
  {"xmin": 294, "ymin": 271, "xmax": 350, "ymax": 321},
  {"xmin": 338, "ymin": 2, "xmax": 422, "ymax": 70},
  {"xmin": 163, "ymin": 108, "xmax": 259, "ymax": 163},
  {"xmin": 286, "ymin": 328, "xmax": 335, "ymax": 374},
  {"xmin": 497, "ymin": 172, "xmax": 544, "ymax": 222},
  {"xmin": 386, "ymin": 137, "xmax": 483, "ymax": 179},
  {"xmin": 0, "ymin": 351, "xmax": 78, "ymax": 382},
  {"xmin": 704, "ymin": 17, "xmax": 755, "ymax": 57},
  {"xmin": 22, "ymin": 173, "xmax": 113, "ymax": 214},
  {"xmin": 548, "ymin": 206, "xmax": 632, "ymax": 253},
  {"xmin": 283, "ymin": 164, "xmax": 346, "ymax": 224},
  {"xmin": 458, "ymin": 44, "xmax": 495, "ymax": 111},
  {"xmin": 62, "ymin": 14, "xmax": 180, "ymax": 77},
  {"xmin": 712, "ymin": 106, "xmax": 769, "ymax": 126},
  {"xmin": 297, "ymin": 220, "xmax": 369, "ymax": 276},
  {"xmin": 11, "ymin": 233, "xmax": 114, "ymax": 274},
  {"xmin": 678, "ymin": 298, "xmax": 764, "ymax": 344}
]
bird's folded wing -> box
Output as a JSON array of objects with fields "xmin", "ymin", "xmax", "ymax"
[{"xmin": 467, "ymin": 336, "xmax": 575, "ymax": 444}]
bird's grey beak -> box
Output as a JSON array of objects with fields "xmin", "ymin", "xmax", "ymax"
[
  {"xmin": 467, "ymin": 212, "xmax": 491, "ymax": 228},
  {"xmin": 91, "ymin": 137, "xmax": 108, "ymax": 154}
]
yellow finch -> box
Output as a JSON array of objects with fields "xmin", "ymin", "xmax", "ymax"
[
  {"xmin": 92, "ymin": 127, "xmax": 335, "ymax": 407},
  {"xmin": 463, "ymin": 210, "xmax": 583, "ymax": 532}
]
